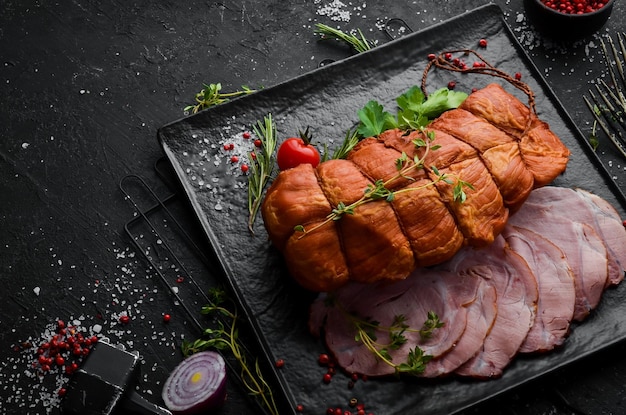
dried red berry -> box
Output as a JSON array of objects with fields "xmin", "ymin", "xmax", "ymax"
[
  {"xmin": 296, "ymin": 404, "xmax": 304, "ymax": 412},
  {"xmin": 515, "ymin": 72, "xmax": 522, "ymax": 80},
  {"xmin": 275, "ymin": 358, "xmax": 285, "ymax": 368},
  {"xmin": 318, "ymin": 353, "xmax": 330, "ymax": 365},
  {"xmin": 478, "ymin": 38, "xmax": 488, "ymax": 48},
  {"xmin": 163, "ymin": 314, "xmax": 171, "ymax": 323},
  {"xmin": 448, "ymin": 81, "xmax": 457, "ymax": 90},
  {"xmin": 427, "ymin": 53, "xmax": 436, "ymax": 60},
  {"xmin": 241, "ymin": 164, "xmax": 249, "ymax": 173},
  {"xmin": 243, "ymin": 131, "xmax": 251, "ymax": 139},
  {"xmin": 323, "ymin": 373, "xmax": 332, "ymax": 383},
  {"xmin": 254, "ymin": 139, "xmax": 262, "ymax": 147},
  {"xmin": 119, "ymin": 315, "xmax": 130, "ymax": 324}
]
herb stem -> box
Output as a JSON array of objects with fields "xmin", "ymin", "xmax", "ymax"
[
  {"xmin": 184, "ymin": 83, "xmax": 257, "ymax": 114},
  {"xmin": 314, "ymin": 23, "xmax": 373, "ymax": 53},
  {"xmin": 296, "ymin": 132, "xmax": 472, "ymax": 238},
  {"xmin": 182, "ymin": 288, "xmax": 279, "ymax": 415},
  {"xmin": 248, "ymin": 114, "xmax": 277, "ymax": 232}
]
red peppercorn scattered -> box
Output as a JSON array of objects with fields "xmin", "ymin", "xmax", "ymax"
[
  {"xmin": 318, "ymin": 353, "xmax": 330, "ymax": 365},
  {"xmin": 322, "ymin": 373, "xmax": 332, "ymax": 384},
  {"xmin": 230, "ymin": 155, "xmax": 239, "ymax": 163},
  {"xmin": 444, "ymin": 52, "xmax": 453, "ymax": 60},
  {"xmin": 58, "ymin": 388, "xmax": 67, "ymax": 397},
  {"xmin": 515, "ymin": 72, "xmax": 523, "ymax": 81},
  {"xmin": 478, "ymin": 38, "xmax": 488, "ymax": 48},
  {"xmin": 427, "ymin": 53, "xmax": 436, "ymax": 60},
  {"xmin": 223, "ymin": 143, "xmax": 235, "ymax": 151},
  {"xmin": 296, "ymin": 404, "xmax": 304, "ymax": 412},
  {"xmin": 275, "ymin": 358, "xmax": 285, "ymax": 368},
  {"xmin": 250, "ymin": 151, "xmax": 257, "ymax": 160},
  {"xmin": 163, "ymin": 314, "xmax": 171, "ymax": 323},
  {"xmin": 242, "ymin": 131, "xmax": 251, "ymax": 139},
  {"xmin": 119, "ymin": 315, "xmax": 130, "ymax": 324},
  {"xmin": 448, "ymin": 81, "xmax": 457, "ymax": 90},
  {"xmin": 241, "ymin": 164, "xmax": 249, "ymax": 173},
  {"xmin": 254, "ymin": 139, "xmax": 262, "ymax": 147}
]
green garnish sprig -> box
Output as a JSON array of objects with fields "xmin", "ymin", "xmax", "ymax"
[
  {"xmin": 182, "ymin": 288, "xmax": 280, "ymax": 415},
  {"xmin": 295, "ymin": 133, "xmax": 474, "ymax": 237},
  {"xmin": 248, "ymin": 114, "xmax": 277, "ymax": 232},
  {"xmin": 330, "ymin": 296, "xmax": 443, "ymax": 376},
  {"xmin": 294, "ymin": 85, "xmax": 472, "ymax": 237},
  {"xmin": 184, "ymin": 83, "xmax": 257, "ymax": 114},
  {"xmin": 314, "ymin": 23, "xmax": 373, "ymax": 53}
]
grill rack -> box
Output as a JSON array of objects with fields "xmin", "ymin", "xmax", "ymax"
[{"xmin": 119, "ymin": 157, "xmax": 290, "ymax": 415}]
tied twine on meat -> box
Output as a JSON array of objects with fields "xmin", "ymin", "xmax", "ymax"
[{"xmin": 422, "ymin": 49, "xmax": 536, "ymax": 135}]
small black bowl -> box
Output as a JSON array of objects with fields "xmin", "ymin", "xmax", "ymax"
[{"xmin": 524, "ymin": 0, "xmax": 615, "ymax": 40}]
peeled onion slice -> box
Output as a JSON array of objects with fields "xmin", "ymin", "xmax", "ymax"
[{"xmin": 162, "ymin": 351, "xmax": 227, "ymax": 414}]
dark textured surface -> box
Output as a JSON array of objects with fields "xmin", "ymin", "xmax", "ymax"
[{"xmin": 1, "ymin": 1, "xmax": 626, "ymax": 414}]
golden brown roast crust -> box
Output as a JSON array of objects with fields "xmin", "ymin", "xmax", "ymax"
[{"xmin": 260, "ymin": 83, "xmax": 570, "ymax": 292}]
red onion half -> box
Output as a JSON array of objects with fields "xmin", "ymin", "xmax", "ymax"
[{"xmin": 162, "ymin": 351, "xmax": 227, "ymax": 414}]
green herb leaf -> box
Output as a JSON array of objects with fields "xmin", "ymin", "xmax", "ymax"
[
  {"xmin": 357, "ymin": 100, "xmax": 398, "ymax": 137},
  {"xmin": 419, "ymin": 87, "xmax": 468, "ymax": 119},
  {"xmin": 185, "ymin": 83, "xmax": 258, "ymax": 114}
]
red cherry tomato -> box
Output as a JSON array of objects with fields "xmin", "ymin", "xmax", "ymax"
[{"xmin": 276, "ymin": 133, "xmax": 320, "ymax": 170}]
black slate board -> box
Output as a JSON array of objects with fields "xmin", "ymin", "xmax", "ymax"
[{"xmin": 157, "ymin": 4, "xmax": 626, "ymax": 414}]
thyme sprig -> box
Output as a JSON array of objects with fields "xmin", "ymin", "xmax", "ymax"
[
  {"xmin": 333, "ymin": 300, "xmax": 442, "ymax": 376},
  {"xmin": 182, "ymin": 287, "xmax": 279, "ymax": 415},
  {"xmin": 314, "ymin": 23, "xmax": 373, "ymax": 53},
  {"xmin": 248, "ymin": 114, "xmax": 277, "ymax": 232},
  {"xmin": 184, "ymin": 83, "xmax": 257, "ymax": 114},
  {"xmin": 294, "ymin": 132, "xmax": 474, "ymax": 237}
]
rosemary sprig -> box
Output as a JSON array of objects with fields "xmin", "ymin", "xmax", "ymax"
[
  {"xmin": 294, "ymin": 132, "xmax": 473, "ymax": 237},
  {"xmin": 182, "ymin": 287, "xmax": 279, "ymax": 415},
  {"xmin": 184, "ymin": 83, "xmax": 257, "ymax": 114},
  {"xmin": 314, "ymin": 23, "xmax": 373, "ymax": 53},
  {"xmin": 248, "ymin": 114, "xmax": 277, "ymax": 232},
  {"xmin": 326, "ymin": 128, "xmax": 362, "ymax": 161}
]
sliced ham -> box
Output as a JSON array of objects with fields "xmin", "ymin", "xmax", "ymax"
[
  {"xmin": 502, "ymin": 226, "xmax": 575, "ymax": 353},
  {"xmin": 308, "ymin": 187, "xmax": 624, "ymax": 381},
  {"xmin": 436, "ymin": 236, "xmax": 538, "ymax": 378},
  {"xmin": 520, "ymin": 186, "xmax": 626, "ymax": 286},
  {"xmin": 509, "ymin": 189, "xmax": 610, "ymax": 321},
  {"xmin": 421, "ymin": 279, "xmax": 497, "ymax": 378},
  {"xmin": 309, "ymin": 270, "xmax": 483, "ymax": 377}
]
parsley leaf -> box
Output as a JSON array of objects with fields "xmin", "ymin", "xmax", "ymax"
[{"xmin": 357, "ymin": 100, "xmax": 398, "ymax": 137}]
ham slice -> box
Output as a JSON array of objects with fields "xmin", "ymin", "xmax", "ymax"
[
  {"xmin": 309, "ymin": 270, "xmax": 485, "ymax": 377},
  {"xmin": 437, "ymin": 236, "xmax": 538, "ymax": 378},
  {"xmin": 502, "ymin": 226, "xmax": 575, "ymax": 352},
  {"xmin": 508, "ymin": 188, "xmax": 610, "ymax": 321}
]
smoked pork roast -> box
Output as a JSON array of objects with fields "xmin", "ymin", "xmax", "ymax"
[{"xmin": 261, "ymin": 83, "xmax": 570, "ymax": 292}]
